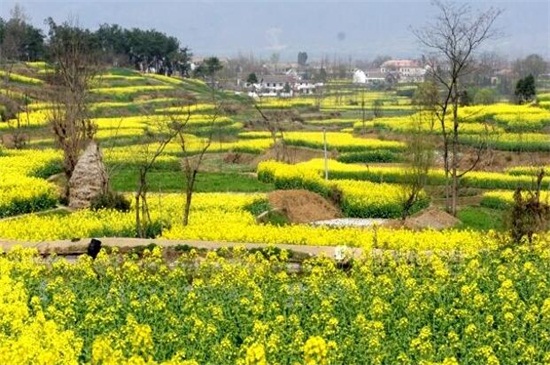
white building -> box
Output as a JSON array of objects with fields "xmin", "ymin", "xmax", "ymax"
[
  {"xmin": 380, "ymin": 60, "xmax": 426, "ymax": 83},
  {"xmin": 353, "ymin": 69, "xmax": 387, "ymax": 85},
  {"xmin": 240, "ymin": 74, "xmax": 323, "ymax": 97}
]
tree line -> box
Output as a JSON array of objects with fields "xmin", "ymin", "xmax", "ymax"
[{"xmin": 0, "ymin": 6, "xmax": 192, "ymax": 76}]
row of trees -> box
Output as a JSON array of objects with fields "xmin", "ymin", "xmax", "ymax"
[{"xmin": 0, "ymin": 5, "xmax": 192, "ymax": 75}]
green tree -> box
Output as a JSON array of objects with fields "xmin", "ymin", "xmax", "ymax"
[
  {"xmin": 473, "ymin": 88, "xmax": 497, "ymax": 105},
  {"xmin": 515, "ymin": 74, "xmax": 536, "ymax": 104},
  {"xmin": 195, "ymin": 57, "xmax": 223, "ymax": 87},
  {"xmin": 246, "ymin": 72, "xmax": 258, "ymax": 84},
  {"xmin": 297, "ymin": 51, "xmax": 308, "ymax": 66},
  {"xmin": 0, "ymin": 5, "xmax": 44, "ymax": 62}
]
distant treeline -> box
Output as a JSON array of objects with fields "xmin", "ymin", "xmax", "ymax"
[{"xmin": 0, "ymin": 11, "xmax": 192, "ymax": 76}]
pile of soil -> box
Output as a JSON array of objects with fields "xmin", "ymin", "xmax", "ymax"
[
  {"xmin": 267, "ymin": 189, "xmax": 341, "ymax": 224},
  {"xmin": 401, "ymin": 206, "xmax": 460, "ymax": 230}
]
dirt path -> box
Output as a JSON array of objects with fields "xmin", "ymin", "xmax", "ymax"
[{"xmin": 0, "ymin": 237, "xmax": 363, "ymax": 259}]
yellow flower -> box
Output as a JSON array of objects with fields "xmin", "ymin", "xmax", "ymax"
[
  {"xmin": 303, "ymin": 336, "xmax": 329, "ymax": 365},
  {"xmin": 244, "ymin": 342, "xmax": 267, "ymax": 365}
]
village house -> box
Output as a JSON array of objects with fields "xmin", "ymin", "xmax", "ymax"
[
  {"xmin": 238, "ymin": 73, "xmax": 323, "ymax": 97},
  {"xmin": 353, "ymin": 69, "xmax": 387, "ymax": 85},
  {"xmin": 380, "ymin": 59, "xmax": 427, "ymax": 83}
]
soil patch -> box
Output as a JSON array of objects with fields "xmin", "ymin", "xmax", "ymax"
[
  {"xmin": 267, "ymin": 189, "xmax": 342, "ymax": 223},
  {"xmin": 385, "ymin": 206, "xmax": 460, "ymax": 230},
  {"xmin": 223, "ymin": 152, "xmax": 257, "ymax": 165},
  {"xmin": 253, "ymin": 146, "xmax": 333, "ymax": 166}
]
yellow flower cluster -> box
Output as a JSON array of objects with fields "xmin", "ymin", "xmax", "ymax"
[
  {"xmin": 290, "ymin": 158, "xmax": 547, "ymax": 190},
  {"xmin": 481, "ymin": 190, "xmax": 550, "ymax": 210},
  {"xmin": 90, "ymin": 97, "xmax": 178, "ymax": 111},
  {"xmin": 505, "ymin": 165, "xmax": 550, "ymax": 176},
  {"xmin": 362, "ymin": 112, "xmax": 505, "ymax": 135},
  {"xmin": 155, "ymin": 103, "xmax": 216, "ymax": 113},
  {"xmin": 240, "ymin": 131, "xmax": 405, "ymax": 152},
  {"xmin": 257, "ymin": 160, "xmax": 429, "ymax": 218},
  {"xmin": 144, "ymin": 73, "xmax": 185, "ymax": 85},
  {"xmin": 0, "ymin": 70, "xmax": 44, "ymax": 85},
  {"xmin": 90, "ymin": 85, "xmax": 174, "ymax": 96},
  {"xmin": 0, "ymin": 192, "xmax": 494, "ymax": 251},
  {"xmin": 0, "ymin": 149, "xmax": 59, "ymax": 217},
  {"xmin": 2, "ymin": 109, "xmax": 51, "ymax": 129},
  {"xmin": 1, "ymin": 244, "xmax": 549, "ymax": 363},
  {"xmin": 458, "ymin": 103, "xmax": 550, "ymax": 132},
  {"xmin": 461, "ymin": 132, "xmax": 550, "ymax": 152}
]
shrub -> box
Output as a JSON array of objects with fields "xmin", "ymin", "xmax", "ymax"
[
  {"xmin": 327, "ymin": 184, "xmax": 344, "ymax": 208},
  {"xmin": 337, "ymin": 150, "xmax": 400, "ymax": 163},
  {"xmin": 507, "ymin": 170, "xmax": 550, "ymax": 244},
  {"xmin": 90, "ymin": 191, "xmax": 131, "ymax": 212}
]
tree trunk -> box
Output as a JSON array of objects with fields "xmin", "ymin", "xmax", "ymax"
[
  {"xmin": 451, "ymin": 87, "xmax": 460, "ymax": 217},
  {"xmin": 442, "ymin": 137, "xmax": 450, "ymax": 213},
  {"xmin": 183, "ymin": 188, "xmax": 193, "ymax": 226},
  {"xmin": 135, "ymin": 193, "xmax": 142, "ymax": 238},
  {"xmin": 183, "ymin": 171, "xmax": 197, "ymax": 226}
]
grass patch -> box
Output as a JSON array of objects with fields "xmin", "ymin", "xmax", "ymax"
[
  {"xmin": 457, "ymin": 206, "xmax": 505, "ymax": 231},
  {"xmin": 110, "ymin": 168, "xmax": 274, "ymax": 193}
]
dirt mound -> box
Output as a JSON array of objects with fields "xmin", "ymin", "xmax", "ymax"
[
  {"xmin": 401, "ymin": 206, "xmax": 460, "ymax": 230},
  {"xmin": 267, "ymin": 190, "xmax": 341, "ymax": 223}
]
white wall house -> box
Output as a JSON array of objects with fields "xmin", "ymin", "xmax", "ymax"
[
  {"xmin": 380, "ymin": 59, "xmax": 426, "ymax": 83},
  {"xmin": 353, "ymin": 69, "xmax": 367, "ymax": 84},
  {"xmin": 240, "ymin": 74, "xmax": 323, "ymax": 97},
  {"xmin": 353, "ymin": 69, "xmax": 387, "ymax": 85}
]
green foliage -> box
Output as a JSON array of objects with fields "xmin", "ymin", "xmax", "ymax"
[
  {"xmin": 259, "ymin": 209, "xmax": 291, "ymax": 226},
  {"xmin": 337, "ymin": 150, "xmax": 400, "ymax": 163},
  {"xmin": 246, "ymin": 72, "xmax": 258, "ymax": 84},
  {"xmin": 395, "ymin": 88, "xmax": 415, "ymax": 98},
  {"xmin": 111, "ymin": 168, "xmax": 274, "ymax": 193},
  {"xmin": 90, "ymin": 191, "xmax": 131, "ymax": 212},
  {"xmin": 515, "ymin": 74, "xmax": 536, "ymax": 104},
  {"xmin": 457, "ymin": 206, "xmax": 504, "ymax": 231},
  {"xmin": 0, "ymin": 194, "xmax": 57, "ymax": 218},
  {"xmin": 243, "ymin": 198, "xmax": 272, "ymax": 216},
  {"xmin": 31, "ymin": 159, "xmax": 63, "ymax": 179},
  {"xmin": 373, "ymin": 99, "xmax": 384, "ymax": 118},
  {"xmin": 508, "ymin": 186, "xmax": 550, "ymax": 244},
  {"xmin": 412, "ymin": 81, "xmax": 439, "ymax": 111},
  {"xmin": 473, "ymin": 88, "xmax": 498, "ymax": 105},
  {"xmin": 141, "ymin": 219, "xmax": 168, "ymax": 239}
]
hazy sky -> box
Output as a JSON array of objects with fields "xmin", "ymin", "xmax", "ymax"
[{"xmin": 1, "ymin": 0, "xmax": 549, "ymax": 61}]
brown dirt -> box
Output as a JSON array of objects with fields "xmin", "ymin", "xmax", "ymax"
[
  {"xmin": 406, "ymin": 206, "xmax": 460, "ymax": 230},
  {"xmin": 223, "ymin": 152, "xmax": 257, "ymax": 165},
  {"xmin": 252, "ymin": 146, "xmax": 336, "ymax": 166},
  {"xmin": 385, "ymin": 206, "xmax": 460, "ymax": 230},
  {"xmin": 267, "ymin": 189, "xmax": 342, "ymax": 223}
]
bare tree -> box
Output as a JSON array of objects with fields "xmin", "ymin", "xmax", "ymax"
[
  {"xmin": 254, "ymin": 99, "xmax": 288, "ymax": 162},
  {"xmin": 174, "ymin": 113, "xmax": 217, "ymax": 226},
  {"xmin": 0, "ymin": 5, "xmax": 31, "ymax": 148},
  {"xmin": 46, "ymin": 19, "xmax": 101, "ymax": 200},
  {"xmin": 359, "ymin": 86, "xmax": 368, "ymax": 134},
  {"xmin": 400, "ymin": 102, "xmax": 436, "ymax": 220},
  {"xmin": 133, "ymin": 112, "xmax": 189, "ymax": 237},
  {"xmin": 412, "ymin": 0, "xmax": 502, "ymax": 215}
]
